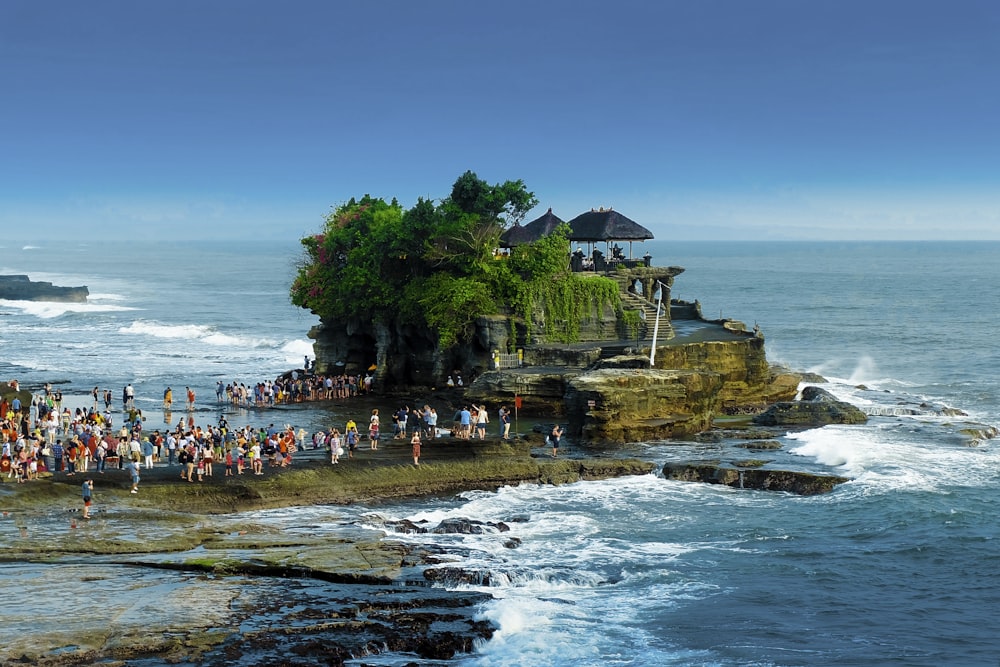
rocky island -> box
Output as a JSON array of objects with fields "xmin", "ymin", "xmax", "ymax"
[
  {"xmin": 0, "ymin": 274, "xmax": 89, "ymax": 302},
  {"xmin": 294, "ymin": 172, "xmax": 807, "ymax": 446}
]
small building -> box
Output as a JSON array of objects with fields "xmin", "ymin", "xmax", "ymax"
[{"xmin": 499, "ymin": 208, "xmax": 565, "ymax": 248}]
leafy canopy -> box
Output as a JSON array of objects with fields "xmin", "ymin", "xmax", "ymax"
[{"xmin": 291, "ymin": 171, "xmax": 618, "ymax": 348}]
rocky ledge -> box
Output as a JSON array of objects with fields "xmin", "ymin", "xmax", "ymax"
[
  {"xmin": 0, "ymin": 442, "xmax": 654, "ymax": 666},
  {"xmin": 662, "ymin": 462, "xmax": 851, "ymax": 496}
]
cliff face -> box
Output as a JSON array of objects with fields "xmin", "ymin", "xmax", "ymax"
[
  {"xmin": 310, "ymin": 314, "xmax": 512, "ymax": 389},
  {"xmin": 566, "ymin": 368, "xmax": 724, "ymax": 442},
  {"xmin": 465, "ymin": 335, "xmax": 800, "ymax": 445},
  {"xmin": 307, "ymin": 264, "xmax": 799, "ymax": 444},
  {"xmin": 650, "ymin": 335, "xmax": 800, "ymax": 412}
]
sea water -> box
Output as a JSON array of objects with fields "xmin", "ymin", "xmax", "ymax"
[{"xmin": 2, "ymin": 239, "xmax": 999, "ymax": 666}]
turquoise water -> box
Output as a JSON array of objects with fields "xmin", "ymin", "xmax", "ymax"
[{"xmin": 2, "ymin": 240, "xmax": 998, "ymax": 665}]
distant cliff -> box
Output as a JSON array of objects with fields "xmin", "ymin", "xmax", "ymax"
[{"xmin": 0, "ymin": 275, "xmax": 88, "ymax": 302}]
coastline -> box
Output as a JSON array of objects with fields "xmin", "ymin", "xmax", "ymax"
[{"xmin": 1, "ymin": 436, "xmax": 654, "ymax": 665}]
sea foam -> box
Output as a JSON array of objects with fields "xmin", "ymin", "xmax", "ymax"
[{"xmin": 0, "ymin": 299, "xmax": 136, "ymax": 319}]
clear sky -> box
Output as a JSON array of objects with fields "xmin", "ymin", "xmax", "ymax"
[{"xmin": 2, "ymin": 0, "xmax": 999, "ymax": 241}]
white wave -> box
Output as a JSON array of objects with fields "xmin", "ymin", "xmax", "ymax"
[
  {"xmin": 787, "ymin": 424, "xmax": 1000, "ymax": 493},
  {"xmin": 0, "ymin": 299, "xmax": 137, "ymax": 319},
  {"xmin": 119, "ymin": 320, "xmax": 278, "ymax": 349},
  {"xmin": 280, "ymin": 339, "xmax": 314, "ymax": 366},
  {"xmin": 21, "ymin": 245, "xmax": 40, "ymax": 250},
  {"xmin": 87, "ymin": 292, "xmax": 128, "ymax": 302}
]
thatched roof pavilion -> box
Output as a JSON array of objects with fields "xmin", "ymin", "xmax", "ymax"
[
  {"xmin": 499, "ymin": 208, "xmax": 565, "ymax": 248},
  {"xmin": 566, "ymin": 208, "xmax": 654, "ymax": 243}
]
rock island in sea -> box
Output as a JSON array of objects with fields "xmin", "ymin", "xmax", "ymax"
[{"xmin": 295, "ymin": 170, "xmax": 805, "ymax": 444}]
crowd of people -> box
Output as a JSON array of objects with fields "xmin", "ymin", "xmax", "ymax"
[
  {"xmin": 2, "ymin": 375, "xmax": 559, "ymax": 490},
  {"xmin": 214, "ymin": 371, "xmax": 376, "ymax": 408}
]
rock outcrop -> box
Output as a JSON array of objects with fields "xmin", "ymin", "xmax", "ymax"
[
  {"xmin": 565, "ymin": 366, "xmax": 723, "ymax": 442},
  {"xmin": 0, "ymin": 274, "xmax": 88, "ymax": 302},
  {"xmin": 465, "ymin": 331, "xmax": 802, "ymax": 446},
  {"xmin": 662, "ymin": 462, "xmax": 851, "ymax": 495},
  {"xmin": 753, "ymin": 385, "xmax": 868, "ymax": 428}
]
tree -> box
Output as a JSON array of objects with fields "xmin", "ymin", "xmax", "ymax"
[{"xmin": 291, "ymin": 172, "xmax": 615, "ymax": 351}]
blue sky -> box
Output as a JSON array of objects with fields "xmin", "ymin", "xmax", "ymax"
[{"xmin": 2, "ymin": 0, "xmax": 998, "ymax": 241}]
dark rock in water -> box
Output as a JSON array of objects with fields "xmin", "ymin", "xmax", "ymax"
[
  {"xmin": 752, "ymin": 385, "xmax": 867, "ymax": 427},
  {"xmin": 663, "ymin": 462, "xmax": 850, "ymax": 495},
  {"xmin": 503, "ymin": 537, "xmax": 522, "ymax": 549},
  {"xmin": 382, "ymin": 518, "xmax": 430, "ymax": 534},
  {"xmin": 432, "ymin": 518, "xmax": 487, "ymax": 534},
  {"xmin": 430, "ymin": 517, "xmax": 510, "ymax": 535},
  {"xmin": 424, "ymin": 566, "xmax": 495, "ymax": 586},
  {"xmin": 736, "ymin": 440, "xmax": 783, "ymax": 450},
  {"xmin": 0, "ymin": 274, "xmax": 88, "ymax": 302}
]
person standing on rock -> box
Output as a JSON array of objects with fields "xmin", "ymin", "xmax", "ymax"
[
  {"xmin": 499, "ymin": 406, "xmax": 511, "ymax": 440},
  {"xmin": 81, "ymin": 479, "xmax": 94, "ymax": 518},
  {"xmin": 411, "ymin": 431, "xmax": 421, "ymax": 466},
  {"xmin": 126, "ymin": 457, "xmax": 140, "ymax": 493},
  {"xmin": 369, "ymin": 410, "xmax": 380, "ymax": 450},
  {"xmin": 549, "ymin": 424, "xmax": 563, "ymax": 458}
]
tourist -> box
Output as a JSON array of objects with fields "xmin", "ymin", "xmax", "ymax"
[
  {"xmin": 345, "ymin": 423, "xmax": 358, "ymax": 459},
  {"xmin": 65, "ymin": 439, "xmax": 77, "ymax": 476},
  {"xmin": 94, "ymin": 438, "xmax": 107, "ymax": 473},
  {"xmin": 81, "ymin": 479, "xmax": 94, "ymax": 519},
  {"xmin": 459, "ymin": 406, "xmax": 472, "ymax": 439},
  {"xmin": 201, "ymin": 441, "xmax": 214, "ymax": 476},
  {"xmin": 369, "ymin": 410, "xmax": 380, "ymax": 450},
  {"xmin": 500, "ymin": 406, "xmax": 511, "ymax": 440},
  {"xmin": 548, "ymin": 424, "xmax": 563, "ymax": 458},
  {"xmin": 186, "ymin": 387, "xmax": 195, "ymax": 411},
  {"xmin": 166, "ymin": 431, "xmax": 177, "ymax": 465},
  {"xmin": 163, "ymin": 387, "xmax": 173, "ymax": 409},
  {"xmin": 126, "ymin": 457, "xmax": 140, "ymax": 493},
  {"xmin": 427, "ymin": 407, "xmax": 438, "ymax": 439},
  {"xmin": 411, "ymin": 431, "xmax": 421, "ymax": 466},
  {"xmin": 476, "ymin": 405, "xmax": 489, "ymax": 439},
  {"xmin": 141, "ymin": 437, "xmax": 155, "ymax": 469},
  {"xmin": 178, "ymin": 446, "xmax": 192, "ymax": 481},
  {"xmin": 395, "ymin": 407, "xmax": 407, "ymax": 439},
  {"xmin": 52, "ymin": 439, "xmax": 63, "ymax": 472},
  {"xmin": 328, "ymin": 431, "xmax": 340, "ymax": 463},
  {"xmin": 250, "ymin": 440, "xmax": 263, "ymax": 475}
]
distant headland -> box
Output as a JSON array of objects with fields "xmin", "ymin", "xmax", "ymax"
[{"xmin": 0, "ymin": 274, "xmax": 89, "ymax": 302}]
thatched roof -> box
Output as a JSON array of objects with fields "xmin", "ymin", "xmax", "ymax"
[
  {"xmin": 566, "ymin": 209, "xmax": 654, "ymax": 242},
  {"xmin": 499, "ymin": 208, "xmax": 565, "ymax": 247}
]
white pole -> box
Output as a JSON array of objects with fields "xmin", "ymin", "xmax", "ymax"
[{"xmin": 649, "ymin": 281, "xmax": 662, "ymax": 366}]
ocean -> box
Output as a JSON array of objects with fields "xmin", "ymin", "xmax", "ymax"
[{"xmin": 2, "ymin": 239, "xmax": 999, "ymax": 666}]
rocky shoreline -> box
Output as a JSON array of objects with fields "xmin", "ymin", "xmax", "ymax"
[
  {"xmin": 8, "ymin": 377, "xmax": 965, "ymax": 665},
  {"xmin": 0, "ymin": 438, "xmax": 654, "ymax": 666}
]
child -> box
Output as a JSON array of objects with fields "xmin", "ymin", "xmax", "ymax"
[{"xmin": 411, "ymin": 432, "xmax": 421, "ymax": 466}]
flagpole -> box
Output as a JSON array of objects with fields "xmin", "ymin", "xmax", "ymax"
[{"xmin": 649, "ymin": 281, "xmax": 662, "ymax": 366}]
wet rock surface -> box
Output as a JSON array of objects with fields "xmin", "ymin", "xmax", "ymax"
[{"xmin": 662, "ymin": 461, "xmax": 851, "ymax": 495}]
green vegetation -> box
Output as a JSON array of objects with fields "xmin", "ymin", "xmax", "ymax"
[{"xmin": 291, "ymin": 171, "xmax": 621, "ymax": 349}]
